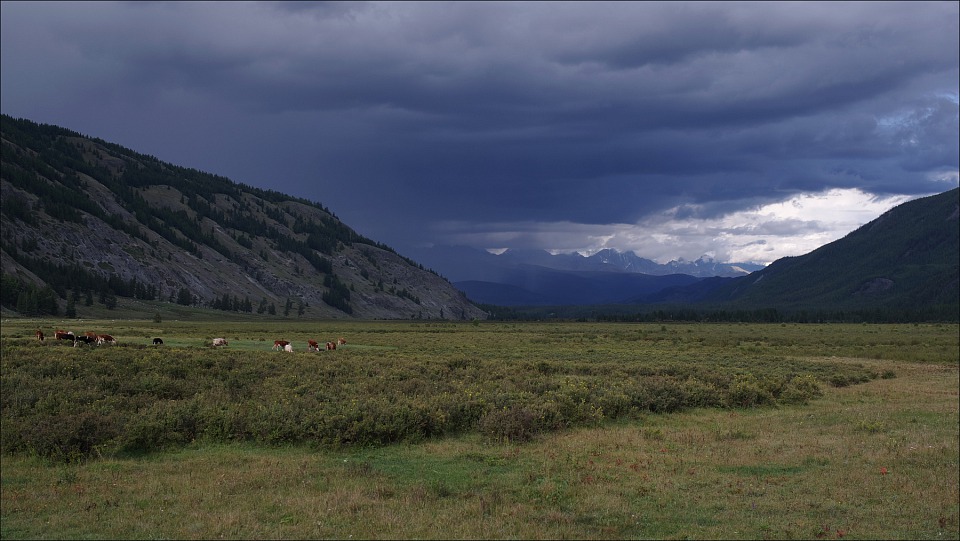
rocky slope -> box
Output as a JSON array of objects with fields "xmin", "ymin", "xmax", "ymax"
[{"xmin": 0, "ymin": 115, "xmax": 486, "ymax": 320}]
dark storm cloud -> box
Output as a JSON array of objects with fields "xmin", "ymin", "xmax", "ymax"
[{"xmin": 1, "ymin": 1, "xmax": 957, "ymax": 263}]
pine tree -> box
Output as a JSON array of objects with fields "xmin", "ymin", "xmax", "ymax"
[
  {"xmin": 176, "ymin": 287, "xmax": 192, "ymax": 306},
  {"xmin": 16, "ymin": 291, "xmax": 30, "ymax": 315}
]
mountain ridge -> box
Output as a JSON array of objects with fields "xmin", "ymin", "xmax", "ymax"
[
  {"xmin": 648, "ymin": 187, "xmax": 959, "ymax": 318},
  {"xmin": 0, "ymin": 114, "xmax": 487, "ymax": 320}
]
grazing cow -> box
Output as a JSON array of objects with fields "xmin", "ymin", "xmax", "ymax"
[
  {"xmin": 273, "ymin": 340, "xmax": 290, "ymax": 351},
  {"xmin": 55, "ymin": 330, "xmax": 75, "ymax": 341},
  {"xmin": 74, "ymin": 335, "xmax": 96, "ymax": 347},
  {"xmin": 326, "ymin": 341, "xmax": 337, "ymax": 350},
  {"xmin": 96, "ymin": 334, "xmax": 117, "ymax": 345},
  {"xmin": 337, "ymin": 337, "xmax": 346, "ymax": 346},
  {"xmin": 284, "ymin": 343, "xmax": 294, "ymax": 352},
  {"xmin": 153, "ymin": 338, "xmax": 163, "ymax": 345},
  {"xmin": 212, "ymin": 337, "xmax": 228, "ymax": 347},
  {"xmin": 36, "ymin": 329, "xmax": 45, "ymax": 341},
  {"xmin": 307, "ymin": 339, "xmax": 320, "ymax": 352}
]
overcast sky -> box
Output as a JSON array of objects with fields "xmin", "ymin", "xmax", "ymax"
[{"xmin": 2, "ymin": 1, "xmax": 957, "ymax": 265}]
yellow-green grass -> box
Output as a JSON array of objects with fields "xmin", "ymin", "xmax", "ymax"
[
  {"xmin": 4, "ymin": 319, "xmax": 957, "ymax": 362},
  {"xmin": 1, "ymin": 319, "xmax": 957, "ymax": 539}
]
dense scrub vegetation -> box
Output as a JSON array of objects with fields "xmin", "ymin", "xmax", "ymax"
[{"xmin": 0, "ymin": 321, "xmax": 914, "ymax": 463}]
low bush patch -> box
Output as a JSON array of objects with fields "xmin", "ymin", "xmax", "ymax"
[{"xmin": 0, "ymin": 321, "xmax": 885, "ymax": 461}]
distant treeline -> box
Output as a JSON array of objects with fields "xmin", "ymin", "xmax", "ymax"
[
  {"xmin": 594, "ymin": 307, "xmax": 960, "ymax": 324},
  {"xmin": 478, "ymin": 303, "xmax": 959, "ymax": 323},
  {"xmin": 0, "ymin": 271, "xmax": 270, "ymax": 317}
]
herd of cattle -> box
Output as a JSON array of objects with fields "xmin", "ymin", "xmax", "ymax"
[
  {"xmin": 35, "ymin": 329, "xmax": 117, "ymax": 347},
  {"xmin": 36, "ymin": 329, "xmax": 346, "ymax": 351},
  {"xmin": 212, "ymin": 337, "xmax": 346, "ymax": 351}
]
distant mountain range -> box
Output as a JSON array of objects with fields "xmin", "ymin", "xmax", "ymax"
[
  {"xmin": 405, "ymin": 245, "xmax": 763, "ymax": 306},
  {"xmin": 410, "ymin": 245, "xmax": 763, "ymax": 281}
]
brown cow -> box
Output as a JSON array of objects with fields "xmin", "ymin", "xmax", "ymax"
[
  {"xmin": 96, "ymin": 334, "xmax": 117, "ymax": 345},
  {"xmin": 55, "ymin": 330, "xmax": 75, "ymax": 341},
  {"xmin": 307, "ymin": 339, "xmax": 320, "ymax": 352},
  {"xmin": 337, "ymin": 337, "xmax": 346, "ymax": 346},
  {"xmin": 36, "ymin": 329, "xmax": 45, "ymax": 341},
  {"xmin": 326, "ymin": 341, "xmax": 337, "ymax": 350},
  {"xmin": 273, "ymin": 340, "xmax": 290, "ymax": 351},
  {"xmin": 84, "ymin": 331, "xmax": 98, "ymax": 341}
]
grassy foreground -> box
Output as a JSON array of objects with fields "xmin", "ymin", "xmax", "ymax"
[{"xmin": 1, "ymin": 320, "xmax": 958, "ymax": 539}]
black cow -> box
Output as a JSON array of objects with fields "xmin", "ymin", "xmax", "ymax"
[{"xmin": 153, "ymin": 338, "xmax": 164, "ymax": 345}]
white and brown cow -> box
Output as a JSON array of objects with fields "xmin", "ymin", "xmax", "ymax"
[
  {"xmin": 273, "ymin": 340, "xmax": 290, "ymax": 351},
  {"xmin": 307, "ymin": 339, "xmax": 320, "ymax": 352},
  {"xmin": 55, "ymin": 330, "xmax": 75, "ymax": 341},
  {"xmin": 212, "ymin": 337, "xmax": 228, "ymax": 347},
  {"xmin": 283, "ymin": 343, "xmax": 294, "ymax": 353},
  {"xmin": 96, "ymin": 334, "xmax": 117, "ymax": 345},
  {"xmin": 36, "ymin": 329, "xmax": 45, "ymax": 341}
]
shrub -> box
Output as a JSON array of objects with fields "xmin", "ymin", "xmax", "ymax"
[
  {"xmin": 778, "ymin": 375, "xmax": 823, "ymax": 405},
  {"xmin": 479, "ymin": 406, "xmax": 539, "ymax": 443},
  {"xmin": 120, "ymin": 399, "xmax": 200, "ymax": 452},
  {"xmin": 728, "ymin": 374, "xmax": 775, "ymax": 408},
  {"xmin": 5, "ymin": 411, "xmax": 121, "ymax": 462},
  {"xmin": 644, "ymin": 376, "xmax": 689, "ymax": 413},
  {"xmin": 681, "ymin": 377, "xmax": 725, "ymax": 408}
]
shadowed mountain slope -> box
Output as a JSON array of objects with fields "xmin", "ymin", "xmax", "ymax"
[
  {"xmin": 0, "ymin": 114, "xmax": 486, "ymax": 320},
  {"xmin": 685, "ymin": 188, "xmax": 959, "ymax": 317}
]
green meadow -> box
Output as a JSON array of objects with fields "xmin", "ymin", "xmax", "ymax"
[{"xmin": 1, "ymin": 319, "xmax": 957, "ymax": 539}]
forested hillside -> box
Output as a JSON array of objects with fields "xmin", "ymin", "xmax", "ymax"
[
  {"xmin": 695, "ymin": 187, "xmax": 959, "ymax": 320},
  {"xmin": 0, "ymin": 115, "xmax": 487, "ymax": 320}
]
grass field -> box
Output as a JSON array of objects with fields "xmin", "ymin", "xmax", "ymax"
[{"xmin": 1, "ymin": 318, "xmax": 957, "ymax": 539}]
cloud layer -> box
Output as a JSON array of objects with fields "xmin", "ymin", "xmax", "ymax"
[{"xmin": 2, "ymin": 1, "xmax": 957, "ymax": 264}]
